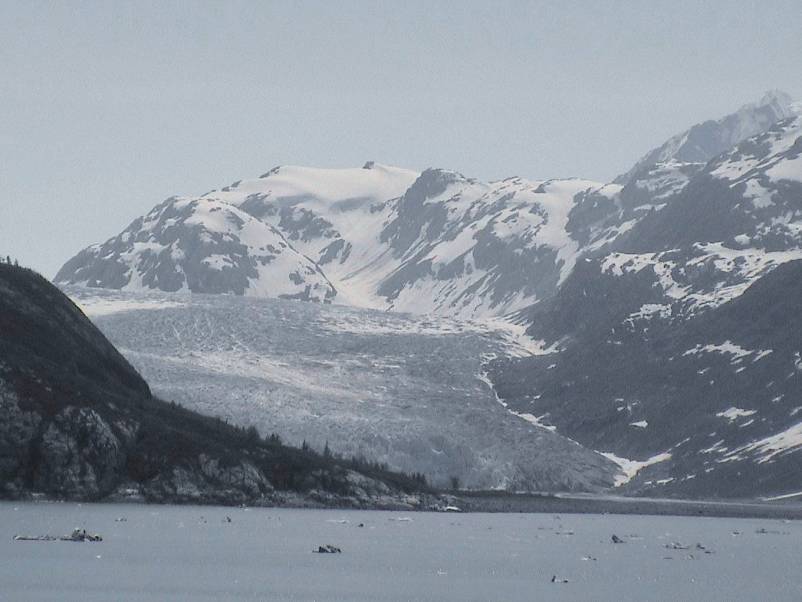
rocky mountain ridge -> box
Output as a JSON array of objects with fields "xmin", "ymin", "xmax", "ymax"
[{"xmin": 492, "ymin": 110, "xmax": 802, "ymax": 498}]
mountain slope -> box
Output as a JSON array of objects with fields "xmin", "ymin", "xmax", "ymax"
[
  {"xmin": 232, "ymin": 163, "xmax": 421, "ymax": 307},
  {"xmin": 0, "ymin": 263, "xmax": 429, "ymax": 505},
  {"xmin": 493, "ymin": 115, "xmax": 802, "ymax": 497},
  {"xmin": 56, "ymin": 196, "xmax": 336, "ymax": 301},
  {"xmin": 372, "ymin": 170, "xmax": 614, "ymax": 316},
  {"xmin": 49, "ymin": 90, "xmax": 802, "ymax": 499},
  {"xmin": 583, "ymin": 115, "xmax": 802, "ymax": 324},
  {"xmin": 490, "ymin": 260, "xmax": 802, "ymax": 498}
]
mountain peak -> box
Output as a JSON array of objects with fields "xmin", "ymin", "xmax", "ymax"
[
  {"xmin": 616, "ymin": 90, "xmax": 800, "ymax": 185},
  {"xmin": 755, "ymin": 89, "xmax": 795, "ymax": 111}
]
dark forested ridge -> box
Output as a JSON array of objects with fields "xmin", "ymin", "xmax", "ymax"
[{"xmin": 0, "ymin": 263, "xmax": 431, "ymax": 506}]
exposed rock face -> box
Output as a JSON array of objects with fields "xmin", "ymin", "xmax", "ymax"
[
  {"xmin": 0, "ymin": 384, "xmax": 41, "ymax": 496},
  {"xmin": 493, "ymin": 260, "xmax": 802, "ymax": 499},
  {"xmin": 198, "ymin": 454, "xmax": 273, "ymax": 497},
  {"xmin": 343, "ymin": 469, "xmax": 392, "ymax": 498},
  {"xmin": 133, "ymin": 454, "xmax": 276, "ymax": 505},
  {"xmin": 0, "ymin": 371, "xmax": 275, "ymax": 503},
  {"xmin": 486, "ymin": 110, "xmax": 802, "ymax": 499},
  {"xmin": 34, "ymin": 407, "xmax": 129, "ymax": 498}
]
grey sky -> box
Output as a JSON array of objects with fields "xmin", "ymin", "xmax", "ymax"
[{"xmin": 2, "ymin": 1, "xmax": 801, "ymax": 277}]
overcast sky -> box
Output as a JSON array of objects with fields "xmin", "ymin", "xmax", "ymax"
[{"xmin": 2, "ymin": 1, "xmax": 801, "ymax": 277}]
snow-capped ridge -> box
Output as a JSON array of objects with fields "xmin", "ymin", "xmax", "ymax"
[
  {"xmin": 57, "ymin": 92, "xmax": 802, "ymax": 322},
  {"xmin": 55, "ymin": 195, "xmax": 336, "ymax": 301},
  {"xmin": 616, "ymin": 90, "xmax": 800, "ymax": 186}
]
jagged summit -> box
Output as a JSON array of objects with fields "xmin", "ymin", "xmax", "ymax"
[
  {"xmin": 754, "ymin": 89, "xmax": 795, "ymax": 111},
  {"xmin": 615, "ymin": 90, "xmax": 799, "ymax": 185}
]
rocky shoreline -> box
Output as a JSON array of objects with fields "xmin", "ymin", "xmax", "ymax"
[
  {"xmin": 454, "ymin": 491, "xmax": 802, "ymax": 520},
  {"xmin": 6, "ymin": 489, "xmax": 802, "ymax": 521},
  {"xmin": 2, "ymin": 488, "xmax": 452, "ymax": 512}
]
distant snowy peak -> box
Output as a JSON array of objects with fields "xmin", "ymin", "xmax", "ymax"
[
  {"xmin": 57, "ymin": 163, "xmax": 420, "ymax": 304},
  {"xmin": 56, "ymin": 162, "xmax": 613, "ymax": 318},
  {"xmin": 217, "ymin": 163, "xmax": 420, "ymax": 271},
  {"xmin": 55, "ymin": 92, "xmax": 802, "ymax": 319},
  {"xmin": 55, "ymin": 196, "xmax": 336, "ymax": 301},
  {"xmin": 374, "ymin": 171, "xmax": 610, "ymax": 317},
  {"xmin": 572, "ymin": 94, "xmax": 800, "ymax": 254},
  {"xmin": 209, "ymin": 163, "xmax": 419, "ymax": 211},
  {"xmin": 589, "ymin": 116, "xmax": 802, "ymax": 321},
  {"xmin": 616, "ymin": 90, "xmax": 800, "ymax": 185}
]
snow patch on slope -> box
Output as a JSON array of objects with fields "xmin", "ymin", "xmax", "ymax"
[
  {"xmin": 716, "ymin": 407, "xmax": 757, "ymax": 422},
  {"xmin": 599, "ymin": 452, "xmax": 672, "ymax": 487},
  {"xmin": 684, "ymin": 342, "xmax": 772, "ymax": 364},
  {"xmin": 728, "ymin": 421, "xmax": 802, "ymax": 464}
]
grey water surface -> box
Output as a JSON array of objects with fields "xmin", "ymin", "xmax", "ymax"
[{"xmin": 1, "ymin": 502, "xmax": 800, "ymax": 601}]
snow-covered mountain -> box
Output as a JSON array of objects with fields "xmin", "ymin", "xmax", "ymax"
[
  {"xmin": 55, "ymin": 90, "xmax": 802, "ymax": 498},
  {"xmin": 615, "ymin": 90, "xmax": 801, "ymax": 185},
  {"xmin": 224, "ymin": 162, "xmax": 421, "ymax": 308},
  {"xmin": 57, "ymin": 162, "xmax": 619, "ymax": 318},
  {"xmin": 371, "ymin": 171, "xmax": 615, "ymax": 317},
  {"xmin": 56, "ymin": 196, "xmax": 336, "ymax": 301},
  {"xmin": 492, "ymin": 111, "xmax": 802, "ymax": 498},
  {"xmin": 57, "ymin": 91, "xmax": 801, "ymax": 323},
  {"xmin": 600, "ymin": 114, "xmax": 802, "ymax": 319},
  {"xmin": 58, "ymin": 162, "xmax": 417, "ymax": 307},
  {"xmin": 492, "ymin": 257, "xmax": 802, "ymax": 498}
]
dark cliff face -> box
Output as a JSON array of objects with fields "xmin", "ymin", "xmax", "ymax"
[{"xmin": 0, "ymin": 264, "xmax": 426, "ymax": 505}]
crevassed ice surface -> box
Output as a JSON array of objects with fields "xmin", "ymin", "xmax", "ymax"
[
  {"xmin": 65, "ymin": 286, "xmax": 616, "ymax": 491},
  {"xmin": 3, "ymin": 502, "xmax": 802, "ymax": 601}
]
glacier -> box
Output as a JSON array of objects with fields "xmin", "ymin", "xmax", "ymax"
[{"xmin": 66, "ymin": 286, "xmax": 617, "ymax": 492}]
